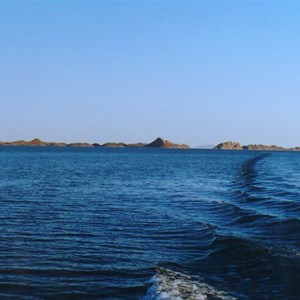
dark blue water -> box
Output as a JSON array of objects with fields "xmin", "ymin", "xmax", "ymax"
[{"xmin": 0, "ymin": 147, "xmax": 299, "ymax": 299}]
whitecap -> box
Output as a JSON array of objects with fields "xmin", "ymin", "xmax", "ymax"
[{"xmin": 142, "ymin": 267, "xmax": 237, "ymax": 300}]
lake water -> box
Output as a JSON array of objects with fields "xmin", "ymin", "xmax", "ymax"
[{"xmin": 0, "ymin": 147, "xmax": 299, "ymax": 299}]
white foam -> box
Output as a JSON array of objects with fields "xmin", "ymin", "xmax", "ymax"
[
  {"xmin": 294, "ymin": 250, "xmax": 300, "ymax": 257},
  {"xmin": 142, "ymin": 267, "xmax": 237, "ymax": 300}
]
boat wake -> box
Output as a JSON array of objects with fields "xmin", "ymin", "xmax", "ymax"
[{"xmin": 142, "ymin": 267, "xmax": 237, "ymax": 300}]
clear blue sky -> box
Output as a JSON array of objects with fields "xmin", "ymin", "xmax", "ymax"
[{"xmin": 1, "ymin": 1, "xmax": 300, "ymax": 147}]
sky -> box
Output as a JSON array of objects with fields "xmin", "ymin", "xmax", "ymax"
[{"xmin": 1, "ymin": 1, "xmax": 300, "ymax": 147}]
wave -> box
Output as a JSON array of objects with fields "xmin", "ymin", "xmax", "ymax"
[
  {"xmin": 233, "ymin": 153, "xmax": 300, "ymax": 207},
  {"xmin": 188, "ymin": 234, "xmax": 300, "ymax": 300},
  {"xmin": 222, "ymin": 154, "xmax": 300, "ymax": 248},
  {"xmin": 237, "ymin": 154, "xmax": 270, "ymax": 187}
]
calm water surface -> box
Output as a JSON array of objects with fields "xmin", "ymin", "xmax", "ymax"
[{"xmin": 0, "ymin": 147, "xmax": 299, "ymax": 299}]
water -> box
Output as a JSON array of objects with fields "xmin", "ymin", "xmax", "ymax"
[{"xmin": 0, "ymin": 147, "xmax": 299, "ymax": 299}]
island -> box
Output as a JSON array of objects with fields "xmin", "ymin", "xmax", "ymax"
[
  {"xmin": 144, "ymin": 138, "xmax": 189, "ymax": 149},
  {"xmin": 214, "ymin": 141, "xmax": 300, "ymax": 151},
  {"xmin": 0, "ymin": 137, "xmax": 190, "ymax": 149}
]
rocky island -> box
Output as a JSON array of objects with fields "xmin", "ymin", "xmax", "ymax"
[
  {"xmin": 0, "ymin": 138, "xmax": 190, "ymax": 149},
  {"xmin": 214, "ymin": 141, "xmax": 300, "ymax": 151},
  {"xmin": 144, "ymin": 138, "xmax": 189, "ymax": 149},
  {"xmin": 214, "ymin": 141, "xmax": 243, "ymax": 150}
]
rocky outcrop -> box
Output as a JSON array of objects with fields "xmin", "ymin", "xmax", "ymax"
[
  {"xmin": 1, "ymin": 140, "xmax": 28, "ymax": 146},
  {"xmin": 27, "ymin": 138, "xmax": 48, "ymax": 146},
  {"xmin": 214, "ymin": 141, "xmax": 243, "ymax": 150},
  {"xmin": 215, "ymin": 141, "xmax": 300, "ymax": 151},
  {"xmin": 1, "ymin": 138, "xmax": 49, "ymax": 146},
  {"xmin": 242, "ymin": 144, "xmax": 285, "ymax": 151},
  {"xmin": 144, "ymin": 138, "xmax": 190, "ymax": 149}
]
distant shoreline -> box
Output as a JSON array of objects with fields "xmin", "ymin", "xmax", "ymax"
[
  {"xmin": 2, "ymin": 138, "xmax": 300, "ymax": 151},
  {"xmin": 0, "ymin": 137, "xmax": 190, "ymax": 149}
]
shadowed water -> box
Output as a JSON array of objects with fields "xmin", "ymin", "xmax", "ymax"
[{"xmin": 0, "ymin": 147, "xmax": 299, "ymax": 299}]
